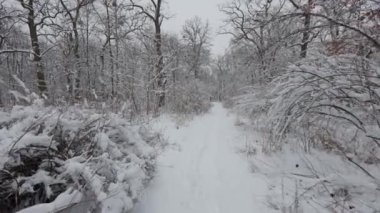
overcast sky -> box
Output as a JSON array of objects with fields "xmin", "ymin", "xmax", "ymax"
[{"xmin": 163, "ymin": 0, "xmax": 231, "ymax": 56}]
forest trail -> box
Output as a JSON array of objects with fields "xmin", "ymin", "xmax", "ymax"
[{"xmin": 132, "ymin": 103, "xmax": 274, "ymax": 213}]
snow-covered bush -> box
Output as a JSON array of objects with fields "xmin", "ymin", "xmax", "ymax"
[
  {"xmin": 0, "ymin": 100, "xmax": 161, "ymax": 212},
  {"xmin": 237, "ymin": 54, "xmax": 380, "ymax": 160},
  {"xmin": 235, "ymin": 56, "xmax": 380, "ymax": 210},
  {"xmin": 167, "ymin": 79, "xmax": 212, "ymax": 115}
]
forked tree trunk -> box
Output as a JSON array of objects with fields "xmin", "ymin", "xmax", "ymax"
[{"xmin": 24, "ymin": 0, "xmax": 48, "ymax": 95}]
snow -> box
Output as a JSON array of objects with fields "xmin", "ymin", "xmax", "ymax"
[
  {"xmin": 231, "ymin": 117, "xmax": 380, "ymax": 212},
  {"xmin": 132, "ymin": 103, "xmax": 276, "ymax": 213},
  {"xmin": 0, "ymin": 101, "xmax": 160, "ymax": 213},
  {"xmin": 17, "ymin": 188, "xmax": 83, "ymax": 213},
  {"xmin": 131, "ymin": 102, "xmax": 380, "ymax": 213},
  {"xmin": 2, "ymin": 101, "xmax": 378, "ymax": 212}
]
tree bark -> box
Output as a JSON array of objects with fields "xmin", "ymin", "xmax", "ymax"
[
  {"xmin": 105, "ymin": 3, "xmax": 115, "ymax": 98},
  {"xmin": 154, "ymin": 0, "xmax": 165, "ymax": 109},
  {"xmin": 24, "ymin": 0, "xmax": 48, "ymax": 95},
  {"xmin": 288, "ymin": 0, "xmax": 313, "ymax": 58},
  {"xmin": 0, "ymin": 89, "xmax": 3, "ymax": 107},
  {"xmin": 300, "ymin": 11, "xmax": 311, "ymax": 58},
  {"xmin": 73, "ymin": 21, "xmax": 81, "ymax": 99}
]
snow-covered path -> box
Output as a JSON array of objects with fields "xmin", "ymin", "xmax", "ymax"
[{"xmin": 132, "ymin": 103, "xmax": 273, "ymax": 213}]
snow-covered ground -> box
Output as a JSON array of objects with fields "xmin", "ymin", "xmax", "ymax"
[
  {"xmin": 132, "ymin": 102, "xmax": 380, "ymax": 213},
  {"xmin": 4, "ymin": 102, "xmax": 377, "ymax": 212},
  {"xmin": 131, "ymin": 103, "xmax": 276, "ymax": 213}
]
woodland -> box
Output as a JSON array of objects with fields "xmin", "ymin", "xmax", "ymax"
[{"xmin": 0, "ymin": 0, "xmax": 379, "ymax": 212}]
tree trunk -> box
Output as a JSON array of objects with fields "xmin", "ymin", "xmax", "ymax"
[
  {"xmin": 105, "ymin": 5, "xmax": 115, "ymax": 98},
  {"xmin": 72, "ymin": 21, "xmax": 81, "ymax": 99},
  {"xmin": 26, "ymin": 0, "xmax": 48, "ymax": 95},
  {"xmin": 154, "ymin": 0, "xmax": 165, "ymax": 109},
  {"xmin": 300, "ymin": 0, "xmax": 312, "ymax": 58},
  {"xmin": 114, "ymin": 3, "xmax": 120, "ymax": 99},
  {"xmin": 86, "ymin": 4, "xmax": 91, "ymax": 99},
  {"xmin": 0, "ymin": 90, "xmax": 3, "ymax": 107},
  {"xmin": 59, "ymin": 0, "xmax": 83, "ymax": 100}
]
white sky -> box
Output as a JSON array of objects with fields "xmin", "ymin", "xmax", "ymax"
[{"xmin": 163, "ymin": 0, "xmax": 231, "ymax": 56}]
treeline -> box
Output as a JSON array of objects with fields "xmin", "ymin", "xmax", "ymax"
[
  {"xmin": 217, "ymin": 0, "xmax": 379, "ymax": 97},
  {"xmin": 0, "ymin": 0, "xmax": 214, "ymax": 114}
]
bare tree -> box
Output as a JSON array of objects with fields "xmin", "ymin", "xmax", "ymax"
[
  {"xmin": 16, "ymin": 0, "xmax": 53, "ymax": 95},
  {"xmin": 288, "ymin": 0, "xmax": 315, "ymax": 58},
  {"xmin": 130, "ymin": 0, "xmax": 166, "ymax": 110},
  {"xmin": 221, "ymin": 0, "xmax": 294, "ymax": 84},
  {"xmin": 182, "ymin": 16, "xmax": 210, "ymax": 79},
  {"xmin": 93, "ymin": 0, "xmax": 143, "ymax": 100},
  {"xmin": 59, "ymin": 0, "xmax": 92, "ymax": 99},
  {"xmin": 0, "ymin": 0, "xmax": 215, "ymax": 116}
]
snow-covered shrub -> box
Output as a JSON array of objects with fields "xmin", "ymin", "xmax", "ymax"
[
  {"xmin": 234, "ymin": 84, "xmax": 279, "ymax": 151},
  {"xmin": 238, "ymin": 54, "xmax": 380, "ymax": 159},
  {"xmin": 0, "ymin": 100, "xmax": 160, "ymax": 213},
  {"xmin": 167, "ymin": 79, "xmax": 212, "ymax": 115}
]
